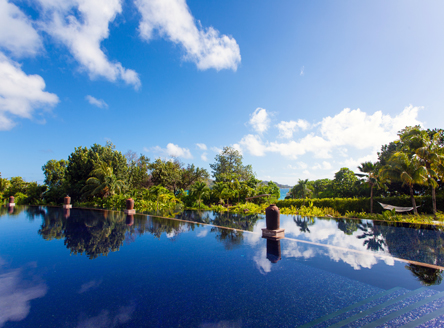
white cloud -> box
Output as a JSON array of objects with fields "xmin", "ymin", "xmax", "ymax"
[
  {"xmin": 319, "ymin": 106, "xmax": 422, "ymax": 150},
  {"xmin": 300, "ymin": 66, "xmax": 304, "ymax": 76},
  {"xmin": 341, "ymin": 154, "xmax": 378, "ymax": 171},
  {"xmin": 287, "ymin": 162, "xmax": 308, "ymax": 170},
  {"xmin": 201, "ymin": 152, "xmax": 207, "ymax": 161},
  {"xmin": 313, "ymin": 161, "xmax": 332, "ymax": 170},
  {"xmin": 249, "ymin": 108, "xmax": 270, "ymax": 134},
  {"xmin": 0, "ymin": 0, "xmax": 42, "ymax": 58},
  {"xmin": 196, "ymin": 143, "xmax": 207, "ymax": 150},
  {"xmin": 231, "ymin": 143, "xmax": 242, "ymax": 155},
  {"xmin": 86, "ymin": 95, "xmax": 108, "ymax": 109},
  {"xmin": 239, "ymin": 134, "xmax": 266, "ymax": 156},
  {"xmin": 276, "ymin": 119, "xmax": 310, "ymax": 139},
  {"xmin": 211, "ymin": 146, "xmax": 222, "ymax": 154},
  {"xmin": 239, "ymin": 106, "xmax": 423, "ymax": 161},
  {"xmin": 0, "ymin": 52, "xmax": 59, "ymax": 130},
  {"xmin": 38, "ymin": 0, "xmax": 140, "ymax": 88},
  {"xmin": 152, "ymin": 143, "xmax": 193, "ymax": 159},
  {"xmin": 135, "ymin": 0, "xmax": 241, "ymax": 71},
  {"xmin": 0, "ymin": 263, "xmax": 47, "ymax": 327}
]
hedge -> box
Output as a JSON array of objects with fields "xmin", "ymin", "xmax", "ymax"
[{"xmin": 276, "ymin": 195, "xmax": 444, "ymax": 215}]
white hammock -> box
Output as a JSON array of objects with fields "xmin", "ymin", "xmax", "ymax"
[{"xmin": 378, "ymin": 202, "xmax": 420, "ymax": 213}]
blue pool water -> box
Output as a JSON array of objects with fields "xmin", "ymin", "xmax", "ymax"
[{"xmin": 1, "ymin": 206, "xmax": 444, "ymax": 327}]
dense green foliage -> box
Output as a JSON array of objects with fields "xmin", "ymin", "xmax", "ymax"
[{"xmin": 2, "ymin": 125, "xmax": 444, "ymax": 222}]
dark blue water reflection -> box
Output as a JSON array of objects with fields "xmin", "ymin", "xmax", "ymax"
[{"xmin": 0, "ymin": 206, "xmax": 443, "ymax": 327}]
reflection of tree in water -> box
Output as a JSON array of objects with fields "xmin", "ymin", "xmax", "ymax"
[
  {"xmin": 38, "ymin": 207, "xmax": 66, "ymax": 240},
  {"xmin": 176, "ymin": 210, "xmax": 261, "ymax": 232},
  {"xmin": 0, "ymin": 205, "xmax": 27, "ymax": 216},
  {"xmin": 357, "ymin": 222, "xmax": 387, "ymax": 252},
  {"xmin": 211, "ymin": 227, "xmax": 243, "ymax": 250},
  {"xmin": 336, "ymin": 219, "xmax": 360, "ymax": 236},
  {"xmin": 130, "ymin": 216, "xmax": 196, "ymax": 240},
  {"xmin": 64, "ymin": 211, "xmax": 127, "ymax": 259},
  {"xmin": 294, "ymin": 216, "xmax": 314, "ymax": 233},
  {"xmin": 406, "ymin": 264, "xmax": 443, "ymax": 286}
]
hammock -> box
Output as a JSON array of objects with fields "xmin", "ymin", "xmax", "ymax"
[{"xmin": 378, "ymin": 202, "xmax": 420, "ymax": 213}]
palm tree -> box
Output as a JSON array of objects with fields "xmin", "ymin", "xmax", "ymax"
[
  {"xmin": 191, "ymin": 181, "xmax": 210, "ymax": 209},
  {"xmin": 148, "ymin": 185, "xmax": 172, "ymax": 213},
  {"xmin": 291, "ymin": 179, "xmax": 312, "ymax": 205},
  {"xmin": 380, "ymin": 152, "xmax": 427, "ymax": 214},
  {"xmin": 401, "ymin": 128, "xmax": 444, "ymax": 215},
  {"xmin": 356, "ymin": 161, "xmax": 382, "ymax": 214},
  {"xmin": 83, "ymin": 162, "xmax": 125, "ymax": 198}
]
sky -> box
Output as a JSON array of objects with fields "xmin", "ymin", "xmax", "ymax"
[{"xmin": 1, "ymin": 0, "xmax": 444, "ymax": 185}]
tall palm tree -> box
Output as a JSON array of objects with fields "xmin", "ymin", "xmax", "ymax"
[
  {"xmin": 356, "ymin": 161, "xmax": 381, "ymax": 214},
  {"xmin": 291, "ymin": 179, "xmax": 312, "ymax": 205},
  {"xmin": 380, "ymin": 152, "xmax": 427, "ymax": 214},
  {"xmin": 83, "ymin": 162, "xmax": 125, "ymax": 198},
  {"xmin": 191, "ymin": 181, "xmax": 210, "ymax": 209},
  {"xmin": 402, "ymin": 128, "xmax": 444, "ymax": 215}
]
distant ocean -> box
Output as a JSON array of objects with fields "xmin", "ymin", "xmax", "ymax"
[{"xmin": 279, "ymin": 188, "xmax": 290, "ymax": 200}]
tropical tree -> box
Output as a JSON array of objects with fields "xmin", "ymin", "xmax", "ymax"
[
  {"xmin": 291, "ymin": 179, "xmax": 312, "ymax": 201},
  {"xmin": 380, "ymin": 152, "xmax": 427, "ymax": 214},
  {"xmin": 401, "ymin": 127, "xmax": 444, "ymax": 215},
  {"xmin": 356, "ymin": 162, "xmax": 383, "ymax": 214},
  {"xmin": 210, "ymin": 146, "xmax": 255, "ymax": 182},
  {"xmin": 190, "ymin": 181, "xmax": 210, "ymax": 209},
  {"xmin": 83, "ymin": 162, "xmax": 125, "ymax": 198}
]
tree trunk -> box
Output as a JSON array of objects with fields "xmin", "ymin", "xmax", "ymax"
[
  {"xmin": 410, "ymin": 186, "xmax": 418, "ymax": 214},
  {"xmin": 370, "ymin": 184, "xmax": 373, "ymax": 214},
  {"xmin": 432, "ymin": 186, "xmax": 437, "ymax": 215}
]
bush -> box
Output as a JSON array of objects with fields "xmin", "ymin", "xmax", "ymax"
[{"xmin": 276, "ymin": 195, "xmax": 444, "ymax": 215}]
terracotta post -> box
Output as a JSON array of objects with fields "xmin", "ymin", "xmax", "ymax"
[
  {"xmin": 63, "ymin": 195, "xmax": 72, "ymax": 209},
  {"xmin": 262, "ymin": 204, "xmax": 285, "ymax": 240},
  {"xmin": 124, "ymin": 198, "xmax": 135, "ymax": 214},
  {"xmin": 8, "ymin": 196, "xmax": 15, "ymax": 207}
]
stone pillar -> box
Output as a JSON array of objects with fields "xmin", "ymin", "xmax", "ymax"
[
  {"xmin": 262, "ymin": 204, "xmax": 285, "ymax": 240},
  {"xmin": 266, "ymin": 239, "xmax": 281, "ymax": 263},
  {"xmin": 63, "ymin": 196, "xmax": 72, "ymax": 209},
  {"xmin": 124, "ymin": 198, "xmax": 135, "ymax": 214}
]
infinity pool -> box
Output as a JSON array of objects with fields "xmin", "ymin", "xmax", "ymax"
[{"xmin": 1, "ymin": 206, "xmax": 444, "ymax": 327}]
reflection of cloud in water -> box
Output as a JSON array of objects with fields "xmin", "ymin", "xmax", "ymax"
[
  {"xmin": 196, "ymin": 229, "xmax": 209, "ymax": 238},
  {"xmin": 249, "ymin": 218, "xmax": 396, "ymax": 273},
  {"xmin": 78, "ymin": 279, "xmax": 103, "ymax": 294},
  {"xmin": 166, "ymin": 225, "xmax": 190, "ymax": 239},
  {"xmin": 253, "ymin": 246, "xmax": 272, "ymax": 274},
  {"xmin": 76, "ymin": 304, "xmax": 135, "ymax": 328},
  {"xmin": 0, "ymin": 261, "xmax": 47, "ymax": 327},
  {"xmin": 199, "ymin": 319, "xmax": 242, "ymax": 328}
]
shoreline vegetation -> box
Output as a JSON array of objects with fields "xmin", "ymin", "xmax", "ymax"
[{"xmin": 1, "ymin": 125, "xmax": 444, "ymax": 225}]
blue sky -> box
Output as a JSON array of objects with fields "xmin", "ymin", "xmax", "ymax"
[{"xmin": 1, "ymin": 0, "xmax": 443, "ymax": 185}]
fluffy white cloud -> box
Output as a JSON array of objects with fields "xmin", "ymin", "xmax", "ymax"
[
  {"xmin": 196, "ymin": 143, "xmax": 207, "ymax": 150},
  {"xmin": 239, "ymin": 134, "xmax": 266, "ymax": 156},
  {"xmin": 200, "ymin": 152, "xmax": 207, "ymax": 161},
  {"xmin": 249, "ymin": 108, "xmax": 270, "ymax": 133},
  {"xmin": 240, "ymin": 106, "xmax": 423, "ymax": 161},
  {"xmin": 211, "ymin": 146, "xmax": 222, "ymax": 154},
  {"xmin": 152, "ymin": 143, "xmax": 193, "ymax": 159},
  {"xmin": 0, "ymin": 52, "xmax": 59, "ymax": 130},
  {"xmin": 38, "ymin": 0, "xmax": 140, "ymax": 88},
  {"xmin": 0, "ymin": 0, "xmax": 42, "ymax": 57},
  {"xmin": 276, "ymin": 119, "xmax": 310, "ymax": 139},
  {"xmin": 319, "ymin": 106, "xmax": 422, "ymax": 150},
  {"xmin": 312, "ymin": 161, "xmax": 332, "ymax": 170},
  {"xmin": 136, "ymin": 0, "xmax": 240, "ymax": 71},
  {"xmin": 86, "ymin": 95, "xmax": 108, "ymax": 109}
]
